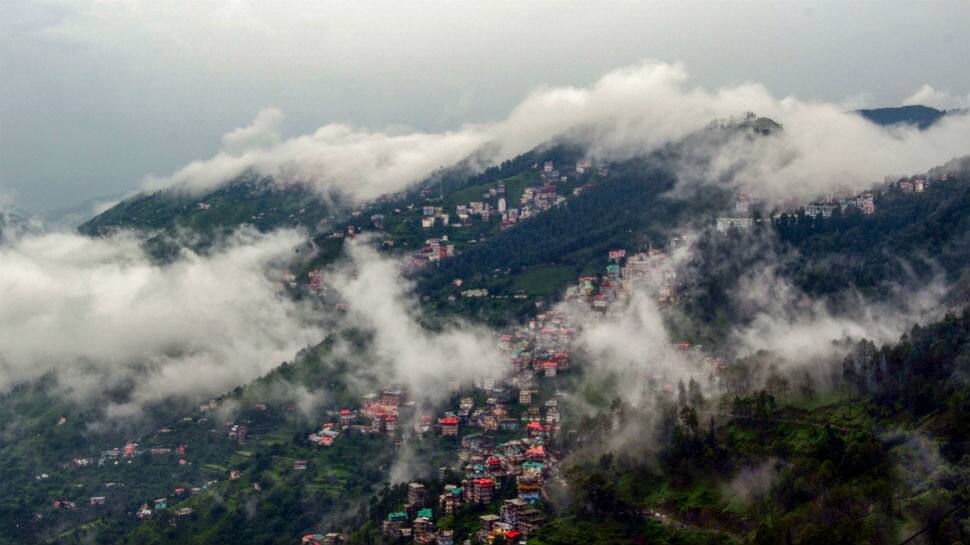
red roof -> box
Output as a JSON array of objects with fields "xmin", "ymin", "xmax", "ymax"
[
  {"xmin": 506, "ymin": 530, "xmax": 522, "ymax": 540},
  {"xmin": 439, "ymin": 417, "xmax": 459, "ymax": 425},
  {"xmin": 339, "ymin": 409, "xmax": 351, "ymax": 415},
  {"xmin": 473, "ymin": 477, "xmax": 494, "ymax": 487},
  {"xmin": 525, "ymin": 421, "xmax": 542, "ymax": 430}
]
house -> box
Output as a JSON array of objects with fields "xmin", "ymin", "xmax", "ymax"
[
  {"xmin": 435, "ymin": 529, "xmax": 454, "ymax": 545},
  {"xmin": 293, "ymin": 460, "xmax": 308, "ymax": 471},
  {"xmin": 381, "ymin": 389, "xmax": 403, "ymax": 409},
  {"xmin": 370, "ymin": 413, "xmax": 388, "ymax": 433},
  {"xmin": 716, "ymin": 216, "xmax": 754, "ymax": 233},
  {"xmin": 438, "ymin": 485, "xmax": 462, "ymax": 514},
  {"xmin": 307, "ymin": 429, "xmax": 340, "ymax": 447},
  {"xmin": 515, "ymin": 507, "xmax": 545, "ymax": 535},
  {"xmin": 516, "ymin": 472, "xmax": 541, "ymax": 502},
  {"xmin": 174, "ymin": 507, "xmax": 193, "ymax": 518},
  {"xmin": 478, "ymin": 514, "xmax": 502, "ymax": 542},
  {"xmin": 89, "ymin": 496, "xmax": 106, "ymax": 506},
  {"xmin": 857, "ymin": 191, "xmax": 875, "ymax": 215},
  {"xmin": 229, "ymin": 469, "xmax": 241, "ymax": 480},
  {"xmin": 383, "ymin": 512, "xmax": 407, "ymax": 536},
  {"xmin": 413, "ymin": 516, "xmax": 435, "ymax": 542},
  {"xmin": 439, "ymin": 417, "xmax": 459, "ymax": 437},
  {"xmin": 735, "ymin": 193, "xmax": 751, "ymax": 215},
  {"xmin": 465, "ymin": 477, "xmax": 495, "ymax": 504},
  {"xmin": 228, "ymin": 424, "xmax": 248, "ymax": 443},
  {"xmin": 407, "ymin": 482, "xmax": 428, "ymax": 508},
  {"xmin": 303, "ymin": 534, "xmax": 325, "ymax": 545}
]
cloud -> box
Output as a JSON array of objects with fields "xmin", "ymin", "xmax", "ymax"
[
  {"xmin": 220, "ymin": 106, "xmax": 284, "ymax": 154},
  {"xmin": 329, "ymin": 239, "xmax": 505, "ymax": 404},
  {"xmin": 0, "ymin": 227, "xmax": 325, "ymax": 416},
  {"xmin": 902, "ymin": 84, "xmax": 969, "ymax": 110},
  {"xmin": 730, "ymin": 262, "xmax": 949, "ymax": 365},
  {"xmin": 142, "ymin": 61, "xmax": 970, "ymax": 207}
]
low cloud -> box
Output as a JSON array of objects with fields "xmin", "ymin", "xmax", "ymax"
[
  {"xmin": 329, "ymin": 239, "xmax": 506, "ymax": 404},
  {"xmin": 143, "ymin": 61, "xmax": 970, "ymax": 207},
  {"xmin": 731, "ymin": 265, "xmax": 948, "ymax": 365},
  {"xmin": 902, "ymin": 84, "xmax": 969, "ymax": 110},
  {"xmin": 0, "ymin": 227, "xmax": 325, "ymax": 416},
  {"xmin": 724, "ymin": 460, "xmax": 781, "ymax": 507}
]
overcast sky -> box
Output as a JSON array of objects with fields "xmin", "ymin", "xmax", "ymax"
[{"xmin": 2, "ymin": 1, "xmax": 969, "ymax": 212}]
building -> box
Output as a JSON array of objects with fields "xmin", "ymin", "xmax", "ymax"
[
  {"xmin": 439, "ymin": 417, "xmax": 459, "ymax": 437},
  {"xmin": 735, "ymin": 193, "xmax": 751, "ymax": 215},
  {"xmin": 435, "ymin": 529, "xmax": 454, "ymax": 545},
  {"xmin": 381, "ymin": 389, "xmax": 403, "ymax": 409},
  {"xmin": 439, "ymin": 485, "xmax": 462, "ymax": 514},
  {"xmin": 716, "ymin": 216, "xmax": 754, "ymax": 233},
  {"xmin": 857, "ymin": 191, "xmax": 875, "ymax": 215},
  {"xmin": 407, "ymin": 482, "xmax": 428, "ymax": 508},
  {"xmin": 383, "ymin": 512, "xmax": 407, "ymax": 536},
  {"xmin": 413, "ymin": 516, "xmax": 435, "ymax": 543},
  {"xmin": 478, "ymin": 514, "xmax": 502, "ymax": 542},
  {"xmin": 228, "ymin": 424, "xmax": 248, "ymax": 443},
  {"xmin": 465, "ymin": 477, "xmax": 495, "ymax": 504}
]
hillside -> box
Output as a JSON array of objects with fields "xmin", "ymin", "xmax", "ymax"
[
  {"xmin": 78, "ymin": 174, "xmax": 343, "ymax": 238},
  {"xmin": 7, "ymin": 127, "xmax": 970, "ymax": 545},
  {"xmin": 855, "ymin": 105, "xmax": 949, "ymax": 129}
]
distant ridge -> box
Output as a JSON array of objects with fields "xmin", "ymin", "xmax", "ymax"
[{"xmin": 856, "ymin": 104, "xmax": 951, "ymax": 129}]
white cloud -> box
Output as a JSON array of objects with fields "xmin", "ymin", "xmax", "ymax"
[
  {"xmin": 143, "ymin": 61, "xmax": 970, "ymax": 206},
  {"xmin": 220, "ymin": 106, "xmax": 284, "ymax": 155},
  {"xmin": 731, "ymin": 265, "xmax": 948, "ymax": 365},
  {"xmin": 330, "ymin": 240, "xmax": 505, "ymax": 404},
  {"xmin": 0, "ymin": 227, "xmax": 325, "ymax": 415},
  {"xmin": 902, "ymin": 84, "xmax": 969, "ymax": 110}
]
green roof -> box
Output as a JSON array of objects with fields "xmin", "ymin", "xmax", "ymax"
[
  {"xmin": 388, "ymin": 511, "xmax": 407, "ymax": 521},
  {"xmin": 417, "ymin": 508, "xmax": 433, "ymax": 519}
]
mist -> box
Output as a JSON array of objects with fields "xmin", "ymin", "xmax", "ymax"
[
  {"xmin": 0, "ymin": 226, "xmax": 326, "ymax": 417},
  {"xmin": 143, "ymin": 61, "xmax": 970, "ymax": 207},
  {"xmin": 330, "ymin": 239, "xmax": 505, "ymax": 405}
]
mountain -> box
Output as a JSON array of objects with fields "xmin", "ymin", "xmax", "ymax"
[
  {"xmin": 8, "ymin": 124, "xmax": 970, "ymax": 544},
  {"xmin": 855, "ymin": 104, "xmax": 948, "ymax": 129},
  {"xmin": 78, "ymin": 173, "xmax": 343, "ymax": 238}
]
